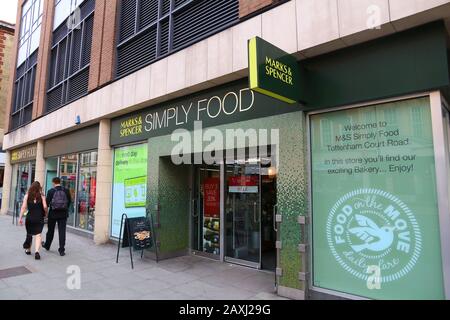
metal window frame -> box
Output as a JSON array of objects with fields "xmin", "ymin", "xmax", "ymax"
[
  {"xmin": 11, "ymin": 0, "xmax": 43, "ymax": 130},
  {"xmin": 306, "ymin": 91, "xmax": 450, "ymax": 300},
  {"xmin": 46, "ymin": 1, "xmax": 94, "ymax": 112}
]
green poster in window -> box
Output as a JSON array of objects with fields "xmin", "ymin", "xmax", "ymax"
[
  {"xmin": 111, "ymin": 144, "xmax": 148, "ymax": 238},
  {"xmin": 311, "ymin": 97, "xmax": 445, "ymax": 300}
]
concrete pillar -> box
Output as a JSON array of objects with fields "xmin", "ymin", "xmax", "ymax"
[
  {"xmin": 94, "ymin": 119, "xmax": 113, "ymax": 244},
  {"xmin": 35, "ymin": 140, "xmax": 46, "ymax": 187},
  {"xmin": 1, "ymin": 151, "xmax": 12, "ymax": 215}
]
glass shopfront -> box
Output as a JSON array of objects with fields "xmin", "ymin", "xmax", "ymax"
[
  {"xmin": 111, "ymin": 143, "xmax": 148, "ymax": 238},
  {"xmin": 9, "ymin": 144, "xmax": 37, "ymax": 216},
  {"xmin": 47, "ymin": 151, "xmax": 98, "ymax": 232},
  {"xmin": 10, "ymin": 161, "xmax": 36, "ymax": 215},
  {"xmin": 310, "ymin": 97, "xmax": 445, "ymax": 300},
  {"xmin": 189, "ymin": 152, "xmax": 278, "ymax": 271}
]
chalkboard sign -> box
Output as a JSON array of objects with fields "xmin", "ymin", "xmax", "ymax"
[
  {"xmin": 122, "ymin": 217, "xmax": 153, "ymax": 251},
  {"xmin": 116, "ymin": 214, "xmax": 159, "ymax": 269}
]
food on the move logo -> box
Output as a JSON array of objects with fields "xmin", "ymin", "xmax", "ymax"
[{"xmin": 326, "ymin": 189, "xmax": 422, "ymax": 284}]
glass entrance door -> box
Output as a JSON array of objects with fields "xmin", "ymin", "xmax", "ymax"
[
  {"xmin": 225, "ymin": 161, "xmax": 261, "ymax": 268},
  {"xmin": 191, "ymin": 165, "xmax": 221, "ymax": 258}
]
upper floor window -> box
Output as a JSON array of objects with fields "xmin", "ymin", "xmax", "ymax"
[
  {"xmin": 17, "ymin": 0, "xmax": 43, "ymax": 67},
  {"xmin": 46, "ymin": 0, "xmax": 95, "ymax": 112},
  {"xmin": 116, "ymin": 0, "xmax": 239, "ymax": 78},
  {"xmin": 53, "ymin": 0, "xmax": 87, "ymax": 30},
  {"xmin": 10, "ymin": 0, "xmax": 43, "ymax": 130}
]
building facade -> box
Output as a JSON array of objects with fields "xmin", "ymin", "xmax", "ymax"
[
  {"xmin": 1, "ymin": 0, "xmax": 450, "ymax": 300},
  {"xmin": 0, "ymin": 21, "xmax": 15, "ymax": 209}
]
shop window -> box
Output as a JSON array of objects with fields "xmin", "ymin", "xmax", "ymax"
[
  {"xmin": 9, "ymin": 162, "xmax": 36, "ymax": 215},
  {"xmin": 57, "ymin": 151, "xmax": 97, "ymax": 231},
  {"xmin": 310, "ymin": 97, "xmax": 444, "ymax": 299},
  {"xmin": 411, "ymin": 106, "xmax": 424, "ymax": 137},
  {"xmin": 76, "ymin": 151, "xmax": 97, "ymax": 231},
  {"xmin": 116, "ymin": 0, "xmax": 239, "ymax": 78},
  {"xmin": 319, "ymin": 119, "xmax": 332, "ymax": 147},
  {"xmin": 111, "ymin": 144, "xmax": 148, "ymax": 238},
  {"xmin": 60, "ymin": 154, "xmax": 78, "ymax": 226},
  {"xmin": 46, "ymin": 0, "xmax": 94, "ymax": 112},
  {"xmin": 10, "ymin": 0, "xmax": 43, "ymax": 130}
]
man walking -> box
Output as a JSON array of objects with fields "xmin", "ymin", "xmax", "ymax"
[{"xmin": 42, "ymin": 177, "xmax": 72, "ymax": 256}]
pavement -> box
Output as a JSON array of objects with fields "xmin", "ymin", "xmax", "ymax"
[{"xmin": 0, "ymin": 215, "xmax": 287, "ymax": 300}]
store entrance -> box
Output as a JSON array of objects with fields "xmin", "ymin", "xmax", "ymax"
[
  {"xmin": 225, "ymin": 159, "xmax": 277, "ymax": 270},
  {"xmin": 191, "ymin": 164, "xmax": 221, "ymax": 259},
  {"xmin": 189, "ymin": 154, "xmax": 277, "ymax": 271}
]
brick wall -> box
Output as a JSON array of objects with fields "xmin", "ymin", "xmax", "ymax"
[
  {"xmin": 3, "ymin": 0, "xmax": 23, "ymax": 133},
  {"xmin": 239, "ymin": 0, "xmax": 281, "ymax": 18},
  {"xmin": 89, "ymin": 0, "xmax": 119, "ymax": 91},
  {"xmin": 0, "ymin": 25, "xmax": 15, "ymax": 138}
]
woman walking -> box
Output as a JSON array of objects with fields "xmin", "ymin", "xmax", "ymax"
[{"xmin": 19, "ymin": 182, "xmax": 48, "ymax": 260}]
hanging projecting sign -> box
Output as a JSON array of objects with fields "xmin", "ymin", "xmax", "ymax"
[{"xmin": 248, "ymin": 36, "xmax": 301, "ymax": 104}]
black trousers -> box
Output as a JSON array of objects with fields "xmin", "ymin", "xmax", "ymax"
[{"xmin": 45, "ymin": 217, "xmax": 67, "ymax": 253}]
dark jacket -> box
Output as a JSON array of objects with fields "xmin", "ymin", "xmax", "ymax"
[{"xmin": 46, "ymin": 186, "xmax": 72, "ymax": 219}]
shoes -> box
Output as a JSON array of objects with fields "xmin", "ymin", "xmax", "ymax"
[
  {"xmin": 35, "ymin": 252, "xmax": 41, "ymax": 260},
  {"xmin": 59, "ymin": 251, "xmax": 65, "ymax": 257},
  {"xmin": 24, "ymin": 249, "xmax": 31, "ymax": 255}
]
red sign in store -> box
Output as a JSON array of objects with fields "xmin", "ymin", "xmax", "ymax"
[
  {"xmin": 228, "ymin": 176, "xmax": 259, "ymax": 193},
  {"xmin": 203, "ymin": 178, "xmax": 220, "ymax": 218}
]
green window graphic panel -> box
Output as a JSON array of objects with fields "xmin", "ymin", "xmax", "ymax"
[
  {"xmin": 124, "ymin": 176, "xmax": 147, "ymax": 208},
  {"xmin": 111, "ymin": 144, "xmax": 148, "ymax": 238},
  {"xmin": 310, "ymin": 97, "xmax": 445, "ymax": 300}
]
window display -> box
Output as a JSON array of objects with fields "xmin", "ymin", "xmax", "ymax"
[
  {"xmin": 77, "ymin": 152, "xmax": 97, "ymax": 231},
  {"xmin": 9, "ymin": 161, "xmax": 35, "ymax": 215},
  {"xmin": 55, "ymin": 151, "xmax": 97, "ymax": 231},
  {"xmin": 60, "ymin": 154, "xmax": 78, "ymax": 227},
  {"xmin": 310, "ymin": 97, "xmax": 445, "ymax": 299},
  {"xmin": 111, "ymin": 144, "xmax": 148, "ymax": 238}
]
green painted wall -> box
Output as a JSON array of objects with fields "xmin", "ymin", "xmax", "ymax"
[{"xmin": 300, "ymin": 21, "xmax": 450, "ymax": 110}]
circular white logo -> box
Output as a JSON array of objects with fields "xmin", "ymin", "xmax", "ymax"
[{"xmin": 326, "ymin": 188, "xmax": 422, "ymax": 283}]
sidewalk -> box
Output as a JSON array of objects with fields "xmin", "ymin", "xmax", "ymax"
[{"xmin": 0, "ymin": 215, "xmax": 286, "ymax": 300}]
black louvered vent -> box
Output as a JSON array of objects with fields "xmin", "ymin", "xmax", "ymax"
[
  {"xmin": 46, "ymin": 0, "xmax": 95, "ymax": 113},
  {"xmin": 46, "ymin": 85, "xmax": 64, "ymax": 112},
  {"xmin": 119, "ymin": 0, "xmax": 137, "ymax": 42},
  {"xmin": 81, "ymin": 16, "xmax": 94, "ymax": 67},
  {"xmin": 174, "ymin": 0, "xmax": 190, "ymax": 8},
  {"xmin": 117, "ymin": 26, "xmax": 157, "ymax": 77},
  {"xmin": 173, "ymin": 1, "xmax": 239, "ymax": 50},
  {"xmin": 68, "ymin": 69, "xmax": 89, "ymax": 102},
  {"xmin": 70, "ymin": 28, "xmax": 82, "ymax": 74},
  {"xmin": 161, "ymin": 0, "xmax": 171, "ymax": 16},
  {"xmin": 10, "ymin": 52, "xmax": 38, "ymax": 130},
  {"xmin": 159, "ymin": 18, "xmax": 170, "ymax": 56},
  {"xmin": 138, "ymin": 0, "xmax": 158, "ymax": 30},
  {"xmin": 116, "ymin": 0, "xmax": 239, "ymax": 78}
]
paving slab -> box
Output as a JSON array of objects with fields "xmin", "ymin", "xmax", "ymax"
[{"xmin": 0, "ymin": 215, "xmax": 286, "ymax": 300}]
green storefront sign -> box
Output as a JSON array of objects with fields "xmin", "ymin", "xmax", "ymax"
[
  {"xmin": 110, "ymin": 80, "xmax": 299, "ymax": 146},
  {"xmin": 310, "ymin": 97, "xmax": 445, "ymax": 299},
  {"xmin": 248, "ymin": 36, "xmax": 301, "ymax": 104}
]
